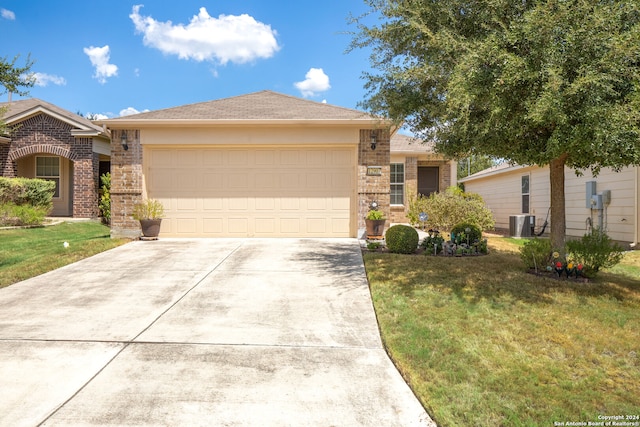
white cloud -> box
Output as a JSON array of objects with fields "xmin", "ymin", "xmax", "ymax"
[
  {"xmin": 294, "ymin": 68, "xmax": 331, "ymax": 97},
  {"xmin": 1, "ymin": 8, "xmax": 15, "ymax": 20},
  {"xmin": 91, "ymin": 113, "xmax": 110, "ymax": 120},
  {"xmin": 119, "ymin": 107, "xmax": 149, "ymax": 117},
  {"xmin": 83, "ymin": 45, "xmax": 118, "ymax": 84},
  {"xmin": 129, "ymin": 5, "xmax": 280, "ymax": 64},
  {"xmin": 31, "ymin": 72, "xmax": 67, "ymax": 87}
]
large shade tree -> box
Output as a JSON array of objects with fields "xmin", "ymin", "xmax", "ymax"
[
  {"xmin": 1, "ymin": 54, "xmax": 35, "ymax": 134},
  {"xmin": 352, "ymin": 0, "xmax": 640, "ymax": 249}
]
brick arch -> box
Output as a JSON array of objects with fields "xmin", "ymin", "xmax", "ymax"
[{"xmin": 8, "ymin": 144, "xmax": 77, "ymax": 162}]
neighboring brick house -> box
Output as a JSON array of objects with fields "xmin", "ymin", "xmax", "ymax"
[
  {"xmin": 389, "ymin": 134, "xmax": 457, "ymax": 224},
  {"xmin": 100, "ymin": 90, "xmax": 395, "ymax": 238},
  {"xmin": 0, "ymin": 99, "xmax": 111, "ymax": 217}
]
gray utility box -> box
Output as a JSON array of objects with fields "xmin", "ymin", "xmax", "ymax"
[{"xmin": 509, "ymin": 215, "xmax": 536, "ymax": 238}]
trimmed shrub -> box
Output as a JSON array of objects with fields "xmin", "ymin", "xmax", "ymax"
[
  {"xmin": 0, "ymin": 202, "xmax": 50, "ymax": 226},
  {"xmin": 407, "ymin": 186, "xmax": 495, "ymax": 231},
  {"xmin": 99, "ymin": 173, "xmax": 111, "ymax": 224},
  {"xmin": 385, "ymin": 224, "xmax": 419, "ymax": 254},
  {"xmin": 450, "ymin": 222, "xmax": 482, "ymax": 245},
  {"xmin": 0, "ymin": 177, "xmax": 55, "ymax": 207},
  {"xmin": 519, "ymin": 238, "xmax": 552, "ymax": 269},
  {"xmin": 0, "ymin": 177, "xmax": 55, "ymax": 226},
  {"xmin": 566, "ymin": 229, "xmax": 624, "ymax": 276}
]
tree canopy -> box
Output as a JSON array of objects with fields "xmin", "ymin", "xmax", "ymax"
[
  {"xmin": 352, "ymin": 0, "xmax": 640, "ymax": 248},
  {"xmin": 0, "ymin": 54, "xmax": 35, "ymax": 135},
  {"xmin": 0, "ymin": 54, "xmax": 34, "ymax": 98}
]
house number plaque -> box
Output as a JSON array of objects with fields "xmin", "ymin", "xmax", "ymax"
[{"xmin": 366, "ymin": 166, "xmax": 382, "ymax": 176}]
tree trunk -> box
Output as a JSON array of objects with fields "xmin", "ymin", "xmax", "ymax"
[{"xmin": 549, "ymin": 154, "xmax": 568, "ymax": 251}]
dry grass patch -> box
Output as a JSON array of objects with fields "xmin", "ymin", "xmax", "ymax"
[{"xmin": 364, "ymin": 237, "xmax": 639, "ymax": 426}]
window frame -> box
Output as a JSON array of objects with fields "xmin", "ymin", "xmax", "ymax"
[
  {"xmin": 390, "ymin": 163, "xmax": 405, "ymax": 206},
  {"xmin": 521, "ymin": 174, "xmax": 530, "ymax": 214},
  {"xmin": 36, "ymin": 156, "xmax": 61, "ymax": 199}
]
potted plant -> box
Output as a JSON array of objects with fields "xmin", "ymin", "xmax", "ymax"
[
  {"xmin": 132, "ymin": 198, "xmax": 165, "ymax": 238},
  {"xmin": 365, "ymin": 208, "xmax": 386, "ymax": 238}
]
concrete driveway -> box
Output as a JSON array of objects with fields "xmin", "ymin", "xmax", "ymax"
[{"xmin": 0, "ymin": 238, "xmax": 435, "ymax": 426}]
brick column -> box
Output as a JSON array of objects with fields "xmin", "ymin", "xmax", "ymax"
[
  {"xmin": 110, "ymin": 129, "xmax": 143, "ymax": 239},
  {"xmin": 0, "ymin": 142, "xmax": 17, "ymax": 177},
  {"xmin": 72, "ymin": 137, "xmax": 98, "ymax": 218},
  {"xmin": 357, "ymin": 129, "xmax": 390, "ymax": 234}
]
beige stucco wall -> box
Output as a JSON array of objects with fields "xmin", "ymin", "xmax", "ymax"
[
  {"xmin": 139, "ymin": 126, "xmax": 360, "ymax": 146},
  {"xmin": 463, "ymin": 165, "xmax": 639, "ymax": 246}
]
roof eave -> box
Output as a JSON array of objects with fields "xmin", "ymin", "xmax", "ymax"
[
  {"xmin": 7, "ymin": 106, "xmax": 101, "ymax": 133},
  {"xmin": 97, "ymin": 118, "xmax": 392, "ymax": 128},
  {"xmin": 70, "ymin": 129, "xmax": 109, "ymax": 138},
  {"xmin": 459, "ymin": 164, "xmax": 530, "ymax": 182}
]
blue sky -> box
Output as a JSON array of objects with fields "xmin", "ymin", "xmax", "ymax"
[{"xmin": 1, "ymin": 1, "xmax": 378, "ymax": 119}]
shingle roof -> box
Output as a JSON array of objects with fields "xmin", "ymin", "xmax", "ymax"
[
  {"xmin": 390, "ymin": 133, "xmax": 436, "ymax": 153},
  {"xmin": 0, "ymin": 98, "xmax": 106, "ymax": 135},
  {"xmin": 101, "ymin": 90, "xmax": 379, "ymax": 124}
]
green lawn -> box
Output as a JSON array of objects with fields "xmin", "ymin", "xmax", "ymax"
[
  {"xmin": 0, "ymin": 221, "xmax": 129, "ymax": 288},
  {"xmin": 364, "ymin": 238, "xmax": 640, "ymax": 427}
]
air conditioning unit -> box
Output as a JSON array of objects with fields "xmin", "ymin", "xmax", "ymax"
[{"xmin": 509, "ymin": 215, "xmax": 535, "ymax": 238}]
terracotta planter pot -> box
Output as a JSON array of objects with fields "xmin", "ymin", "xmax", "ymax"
[
  {"xmin": 139, "ymin": 219, "xmax": 162, "ymax": 238},
  {"xmin": 365, "ymin": 219, "xmax": 386, "ymax": 238}
]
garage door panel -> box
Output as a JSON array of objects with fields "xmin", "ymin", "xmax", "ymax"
[
  {"xmin": 228, "ymin": 218, "xmax": 249, "ymax": 234},
  {"xmin": 229, "ymin": 151, "xmax": 249, "ymax": 165},
  {"xmin": 177, "ymin": 151, "xmax": 199, "ymax": 167},
  {"xmin": 205, "ymin": 150, "xmax": 224, "ymax": 169},
  {"xmin": 176, "ymin": 198, "xmax": 198, "ymax": 211},
  {"xmin": 256, "ymin": 198, "xmax": 275, "ymax": 210},
  {"xmin": 202, "ymin": 173, "xmax": 224, "ymax": 189},
  {"xmin": 203, "ymin": 218, "xmax": 224, "ymax": 233},
  {"xmin": 203, "ymin": 198, "xmax": 223, "ymax": 210},
  {"xmin": 150, "ymin": 150, "xmax": 174, "ymax": 167},
  {"xmin": 280, "ymin": 218, "xmax": 300, "ymax": 234},
  {"xmin": 147, "ymin": 147, "xmax": 354, "ymax": 237}
]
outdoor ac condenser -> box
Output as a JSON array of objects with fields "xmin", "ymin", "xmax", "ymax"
[{"xmin": 509, "ymin": 215, "xmax": 536, "ymax": 238}]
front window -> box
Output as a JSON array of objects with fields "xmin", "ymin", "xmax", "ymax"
[
  {"xmin": 36, "ymin": 156, "xmax": 60, "ymax": 198},
  {"xmin": 390, "ymin": 163, "xmax": 405, "ymax": 205},
  {"xmin": 521, "ymin": 175, "xmax": 530, "ymax": 213}
]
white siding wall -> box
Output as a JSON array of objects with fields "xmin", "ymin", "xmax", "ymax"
[
  {"xmin": 564, "ymin": 167, "xmax": 636, "ymax": 243},
  {"xmin": 463, "ymin": 165, "xmax": 638, "ymax": 245}
]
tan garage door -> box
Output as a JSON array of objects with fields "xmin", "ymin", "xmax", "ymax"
[{"xmin": 146, "ymin": 146, "xmax": 355, "ymax": 237}]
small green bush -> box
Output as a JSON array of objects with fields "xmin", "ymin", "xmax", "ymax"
[
  {"xmin": 385, "ymin": 224, "xmax": 419, "ymax": 254},
  {"xmin": 519, "ymin": 238, "xmax": 552, "ymax": 269},
  {"xmin": 0, "ymin": 202, "xmax": 50, "ymax": 226},
  {"xmin": 0, "ymin": 177, "xmax": 54, "ymax": 226},
  {"xmin": 99, "ymin": 173, "xmax": 111, "ymax": 224},
  {"xmin": 0, "ymin": 177, "xmax": 55, "ymax": 207},
  {"xmin": 450, "ymin": 222, "xmax": 482, "ymax": 245},
  {"xmin": 420, "ymin": 231, "xmax": 445, "ymax": 254},
  {"xmin": 407, "ymin": 186, "xmax": 495, "ymax": 231},
  {"xmin": 566, "ymin": 229, "xmax": 624, "ymax": 276},
  {"xmin": 366, "ymin": 209, "xmax": 384, "ymax": 220},
  {"xmin": 132, "ymin": 198, "xmax": 165, "ymax": 220}
]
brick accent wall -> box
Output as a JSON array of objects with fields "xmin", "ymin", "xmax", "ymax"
[
  {"xmin": 357, "ymin": 129, "xmax": 391, "ymax": 232},
  {"xmin": 390, "ymin": 156, "xmax": 418, "ymax": 223},
  {"xmin": 0, "ymin": 114, "xmax": 99, "ymax": 218},
  {"xmin": 390, "ymin": 158, "xmax": 456, "ymax": 224},
  {"xmin": 110, "ymin": 129, "xmax": 143, "ymax": 238}
]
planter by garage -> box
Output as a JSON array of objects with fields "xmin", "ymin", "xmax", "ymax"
[
  {"xmin": 365, "ymin": 219, "xmax": 386, "ymax": 238},
  {"xmin": 139, "ymin": 219, "xmax": 162, "ymax": 238}
]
